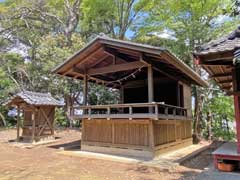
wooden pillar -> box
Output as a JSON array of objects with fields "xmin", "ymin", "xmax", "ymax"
[
  {"xmin": 148, "ymin": 65, "xmax": 154, "ymax": 103},
  {"xmin": 32, "ymin": 111, "xmax": 36, "ymax": 143},
  {"xmin": 234, "ymin": 95, "xmax": 240, "ymax": 153},
  {"xmin": 232, "ymin": 67, "xmax": 240, "ymax": 153},
  {"xmin": 83, "ymin": 75, "xmax": 88, "ymax": 106},
  {"xmin": 16, "ymin": 107, "xmax": 20, "ymax": 142},
  {"xmin": 148, "ymin": 66, "xmax": 154, "ymax": 113},
  {"xmin": 119, "ymin": 86, "xmax": 124, "ymax": 104},
  {"xmin": 81, "ymin": 119, "xmax": 85, "ymax": 142},
  {"xmin": 149, "ymin": 120, "xmax": 155, "ymax": 150}
]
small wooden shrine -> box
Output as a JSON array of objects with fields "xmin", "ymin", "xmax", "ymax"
[
  {"xmin": 54, "ymin": 35, "xmax": 207, "ymax": 159},
  {"xmin": 194, "ymin": 26, "xmax": 240, "ymax": 169},
  {"xmin": 5, "ymin": 91, "xmax": 63, "ymax": 143}
]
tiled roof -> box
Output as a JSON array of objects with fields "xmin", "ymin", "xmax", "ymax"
[
  {"xmin": 5, "ymin": 91, "xmax": 64, "ymax": 106},
  {"xmin": 195, "ymin": 26, "xmax": 240, "ymax": 55}
]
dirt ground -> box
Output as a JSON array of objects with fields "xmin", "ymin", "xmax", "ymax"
[{"xmin": 0, "ymin": 128, "xmax": 208, "ymax": 180}]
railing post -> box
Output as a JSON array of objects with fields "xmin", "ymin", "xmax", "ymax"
[
  {"xmin": 165, "ymin": 107, "xmax": 168, "ymax": 116},
  {"xmin": 155, "ymin": 104, "xmax": 158, "ymax": 120},
  {"xmin": 173, "ymin": 108, "xmax": 176, "ymax": 116},
  {"xmin": 88, "ymin": 108, "xmax": 91, "ymax": 120},
  {"xmin": 107, "ymin": 107, "xmax": 110, "ymax": 120},
  {"xmin": 129, "ymin": 106, "xmax": 133, "ymax": 120}
]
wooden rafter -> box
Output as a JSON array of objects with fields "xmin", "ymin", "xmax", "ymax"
[
  {"xmin": 217, "ymin": 79, "xmax": 232, "ymax": 84},
  {"xmin": 210, "ymin": 72, "xmax": 232, "ymax": 78},
  {"xmin": 62, "ymin": 47, "xmax": 105, "ymax": 75},
  {"xmin": 88, "ymin": 52, "xmax": 109, "ymax": 69}
]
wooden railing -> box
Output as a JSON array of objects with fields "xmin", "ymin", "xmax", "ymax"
[{"xmin": 72, "ymin": 102, "xmax": 188, "ymax": 120}]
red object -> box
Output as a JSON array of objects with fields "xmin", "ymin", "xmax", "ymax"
[
  {"xmin": 214, "ymin": 154, "xmax": 240, "ymax": 169},
  {"xmin": 194, "ymin": 57, "xmax": 200, "ymax": 65},
  {"xmin": 234, "ymin": 95, "xmax": 240, "ymax": 153},
  {"xmin": 217, "ymin": 162, "xmax": 235, "ymax": 172}
]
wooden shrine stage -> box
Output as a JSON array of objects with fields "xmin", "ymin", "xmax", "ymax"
[
  {"xmin": 81, "ymin": 118, "xmax": 192, "ymax": 159},
  {"xmin": 213, "ymin": 142, "xmax": 240, "ymax": 168}
]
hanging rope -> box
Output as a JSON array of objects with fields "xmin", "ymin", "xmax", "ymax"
[{"xmin": 89, "ymin": 65, "xmax": 145, "ymax": 86}]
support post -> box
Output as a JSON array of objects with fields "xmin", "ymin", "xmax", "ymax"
[
  {"xmin": 119, "ymin": 86, "xmax": 124, "ymax": 104},
  {"xmin": 149, "ymin": 120, "xmax": 155, "ymax": 151},
  {"xmin": 17, "ymin": 107, "xmax": 20, "ymax": 142},
  {"xmin": 82, "ymin": 119, "xmax": 85, "ymax": 142},
  {"xmin": 232, "ymin": 67, "xmax": 240, "ymax": 153},
  {"xmin": 148, "ymin": 65, "xmax": 154, "ymax": 113},
  {"xmin": 119, "ymin": 86, "xmax": 124, "ymax": 113},
  {"xmin": 83, "ymin": 75, "xmax": 88, "ymax": 106},
  {"xmin": 32, "ymin": 111, "xmax": 36, "ymax": 143},
  {"xmin": 234, "ymin": 95, "xmax": 240, "ymax": 153}
]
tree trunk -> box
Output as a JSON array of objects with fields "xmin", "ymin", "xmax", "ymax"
[
  {"xmin": 192, "ymin": 64, "xmax": 202, "ymax": 144},
  {"xmin": 64, "ymin": 94, "xmax": 75, "ymax": 128},
  {"xmin": 0, "ymin": 112, "xmax": 6, "ymax": 127},
  {"xmin": 206, "ymin": 111, "xmax": 212, "ymax": 141}
]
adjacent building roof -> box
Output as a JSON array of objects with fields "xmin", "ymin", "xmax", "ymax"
[
  {"xmin": 5, "ymin": 91, "xmax": 63, "ymax": 107},
  {"xmin": 195, "ymin": 26, "xmax": 240, "ymax": 55},
  {"xmin": 194, "ymin": 26, "xmax": 240, "ymax": 92},
  {"xmin": 53, "ymin": 35, "xmax": 208, "ymax": 87}
]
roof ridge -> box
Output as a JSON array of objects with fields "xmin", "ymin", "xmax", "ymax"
[{"xmin": 21, "ymin": 91, "xmax": 51, "ymax": 97}]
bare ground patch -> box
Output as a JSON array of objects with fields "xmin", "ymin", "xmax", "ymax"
[{"xmin": 0, "ymin": 128, "xmax": 212, "ymax": 180}]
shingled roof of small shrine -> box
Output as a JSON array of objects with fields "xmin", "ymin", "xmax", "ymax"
[{"xmin": 5, "ymin": 91, "xmax": 63, "ymax": 106}]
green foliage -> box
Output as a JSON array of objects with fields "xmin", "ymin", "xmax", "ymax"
[
  {"xmin": 0, "ymin": 106, "xmax": 15, "ymax": 127},
  {"xmin": 88, "ymin": 84, "xmax": 119, "ymax": 105},
  {"xmin": 81, "ymin": 0, "xmax": 149, "ymax": 39},
  {"xmin": 202, "ymin": 95, "xmax": 235, "ymax": 140},
  {"xmin": 136, "ymin": 0, "xmax": 234, "ymax": 63},
  {"xmin": 28, "ymin": 33, "xmax": 85, "ymax": 95},
  {"xmin": 55, "ymin": 108, "xmax": 68, "ymax": 127}
]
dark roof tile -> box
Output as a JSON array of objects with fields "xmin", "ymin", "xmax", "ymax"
[
  {"xmin": 195, "ymin": 26, "xmax": 240, "ymax": 55},
  {"xmin": 5, "ymin": 91, "xmax": 64, "ymax": 106}
]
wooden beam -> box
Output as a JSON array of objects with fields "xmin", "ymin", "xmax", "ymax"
[
  {"xmin": 201, "ymin": 64, "xmax": 232, "ymax": 67},
  {"xmin": 72, "ymin": 66, "xmax": 84, "ymax": 74},
  {"xmin": 200, "ymin": 51, "xmax": 234, "ymax": 62},
  {"xmin": 226, "ymin": 91, "xmax": 240, "ymax": 96},
  {"xmin": 218, "ymin": 79, "xmax": 232, "ymax": 84},
  {"xmin": 210, "ymin": 72, "xmax": 232, "ymax": 78},
  {"xmin": 221, "ymin": 84, "xmax": 232, "ymax": 90},
  {"xmin": 87, "ymin": 61, "xmax": 146, "ymax": 75}
]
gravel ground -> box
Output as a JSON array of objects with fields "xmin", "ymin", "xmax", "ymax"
[
  {"xmin": 196, "ymin": 165, "xmax": 240, "ymax": 180},
  {"xmin": 0, "ymin": 128, "xmax": 211, "ymax": 180}
]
